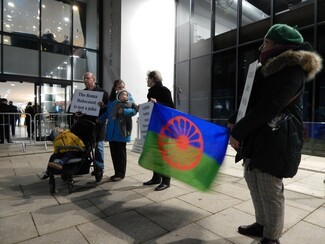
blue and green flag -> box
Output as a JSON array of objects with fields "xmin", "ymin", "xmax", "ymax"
[{"xmin": 138, "ymin": 103, "xmax": 230, "ymax": 191}]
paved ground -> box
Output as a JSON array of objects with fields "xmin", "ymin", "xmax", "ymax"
[{"xmin": 0, "ymin": 142, "xmax": 324, "ymax": 243}]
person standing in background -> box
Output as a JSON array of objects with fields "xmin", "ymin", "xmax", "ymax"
[
  {"xmin": 8, "ymin": 101, "xmax": 18, "ymax": 137},
  {"xmin": 142, "ymin": 70, "xmax": 175, "ymax": 191},
  {"xmin": 25, "ymin": 102, "xmax": 35, "ymax": 139},
  {"xmin": 0, "ymin": 98, "xmax": 10, "ymax": 143}
]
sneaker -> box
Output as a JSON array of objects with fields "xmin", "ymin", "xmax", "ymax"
[{"xmin": 48, "ymin": 160, "xmax": 63, "ymax": 170}]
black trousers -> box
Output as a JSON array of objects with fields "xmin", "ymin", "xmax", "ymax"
[
  {"xmin": 151, "ymin": 172, "xmax": 171, "ymax": 185},
  {"xmin": 109, "ymin": 141, "xmax": 127, "ymax": 177}
]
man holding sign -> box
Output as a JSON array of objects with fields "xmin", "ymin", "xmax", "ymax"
[{"xmin": 71, "ymin": 72, "xmax": 108, "ymax": 182}]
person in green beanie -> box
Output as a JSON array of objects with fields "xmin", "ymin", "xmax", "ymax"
[{"xmin": 228, "ymin": 24, "xmax": 323, "ymax": 244}]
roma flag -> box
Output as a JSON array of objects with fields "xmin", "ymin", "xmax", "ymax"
[{"xmin": 138, "ymin": 103, "xmax": 230, "ymax": 191}]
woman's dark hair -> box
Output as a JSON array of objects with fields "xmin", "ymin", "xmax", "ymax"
[{"xmin": 109, "ymin": 79, "xmax": 125, "ymax": 101}]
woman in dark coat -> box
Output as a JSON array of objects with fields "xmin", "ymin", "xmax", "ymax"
[
  {"xmin": 143, "ymin": 70, "xmax": 175, "ymax": 191},
  {"xmin": 228, "ymin": 24, "xmax": 322, "ymax": 244}
]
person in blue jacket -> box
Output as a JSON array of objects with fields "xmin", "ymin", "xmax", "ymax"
[{"xmin": 98, "ymin": 79, "xmax": 137, "ymax": 182}]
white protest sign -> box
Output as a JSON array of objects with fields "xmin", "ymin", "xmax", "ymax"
[
  {"xmin": 69, "ymin": 89, "xmax": 104, "ymax": 116},
  {"xmin": 131, "ymin": 102, "xmax": 154, "ymax": 154},
  {"xmin": 236, "ymin": 60, "xmax": 258, "ymax": 123}
]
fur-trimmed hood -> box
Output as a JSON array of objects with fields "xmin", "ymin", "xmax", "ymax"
[{"xmin": 261, "ymin": 43, "xmax": 323, "ymax": 81}]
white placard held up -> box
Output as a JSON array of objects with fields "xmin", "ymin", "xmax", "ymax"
[
  {"xmin": 131, "ymin": 102, "xmax": 154, "ymax": 154},
  {"xmin": 69, "ymin": 89, "xmax": 104, "ymax": 117},
  {"xmin": 236, "ymin": 60, "xmax": 259, "ymax": 123}
]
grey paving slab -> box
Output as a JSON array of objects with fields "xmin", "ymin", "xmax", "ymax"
[
  {"xmin": 284, "ymin": 189, "xmax": 325, "ymax": 212},
  {"xmin": 212, "ymin": 181, "xmax": 251, "ymax": 201},
  {"xmin": 136, "ymin": 198, "xmax": 212, "ymax": 232},
  {"xmin": 20, "ymin": 227, "xmax": 89, "ymax": 244},
  {"xmin": 32, "ymin": 199, "xmax": 106, "ymax": 235},
  {"xmin": 106, "ymin": 210, "xmax": 167, "ymax": 241},
  {"xmin": 142, "ymin": 223, "xmax": 232, "ymax": 244},
  {"xmin": 304, "ymin": 205, "xmax": 325, "ymax": 228},
  {"xmin": 0, "ymin": 194, "xmax": 58, "ymax": 218},
  {"xmin": 0, "ymin": 212, "xmax": 38, "ymax": 243},
  {"xmin": 281, "ymin": 220, "xmax": 325, "ymax": 244},
  {"xmin": 284, "ymin": 204, "xmax": 310, "ymax": 229},
  {"xmin": 78, "ymin": 218, "xmax": 137, "ymax": 244},
  {"xmin": 178, "ymin": 190, "xmax": 243, "ymax": 213},
  {"xmin": 0, "ymin": 185, "xmax": 23, "ymax": 199},
  {"xmin": 89, "ymin": 189, "xmax": 154, "ymax": 216},
  {"xmin": 133, "ymin": 184, "xmax": 192, "ymax": 203},
  {"xmin": 197, "ymin": 207, "xmax": 258, "ymax": 244}
]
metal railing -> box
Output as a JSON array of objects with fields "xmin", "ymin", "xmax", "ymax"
[{"xmin": 0, "ymin": 112, "xmax": 73, "ymax": 152}]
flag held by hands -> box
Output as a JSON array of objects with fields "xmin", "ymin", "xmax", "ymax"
[{"xmin": 138, "ymin": 103, "xmax": 229, "ymax": 191}]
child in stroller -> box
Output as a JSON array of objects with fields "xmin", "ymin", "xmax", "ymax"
[{"xmin": 43, "ymin": 119, "xmax": 99, "ymax": 194}]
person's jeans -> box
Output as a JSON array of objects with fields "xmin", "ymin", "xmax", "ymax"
[{"xmin": 95, "ymin": 140, "xmax": 104, "ymax": 170}]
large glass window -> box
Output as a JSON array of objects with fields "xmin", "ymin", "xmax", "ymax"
[
  {"xmin": 73, "ymin": 49, "xmax": 97, "ymax": 81},
  {"xmin": 3, "ymin": 0, "xmax": 39, "ymax": 35},
  {"xmin": 318, "ymin": 0, "xmax": 325, "ymax": 22},
  {"xmin": 190, "ymin": 55, "xmax": 211, "ymax": 118},
  {"xmin": 73, "ymin": 0, "xmax": 98, "ymax": 50},
  {"xmin": 214, "ymin": 0, "xmax": 237, "ymax": 50},
  {"xmin": 274, "ymin": 0, "xmax": 314, "ymax": 28},
  {"xmin": 212, "ymin": 49, "xmax": 236, "ymax": 126},
  {"xmin": 314, "ymin": 25, "xmax": 325, "ymax": 122},
  {"xmin": 175, "ymin": 0, "xmax": 190, "ymax": 62},
  {"xmin": 3, "ymin": 34, "xmax": 38, "ymax": 76},
  {"xmin": 191, "ymin": 0, "xmax": 211, "ymax": 58},
  {"xmin": 175, "ymin": 61, "xmax": 190, "ymax": 113},
  {"xmin": 240, "ymin": 1, "xmax": 270, "ymax": 43}
]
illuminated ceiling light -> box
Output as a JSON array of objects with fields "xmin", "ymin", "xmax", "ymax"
[
  {"xmin": 4, "ymin": 38, "xmax": 9, "ymax": 43},
  {"xmin": 42, "ymin": 4, "xmax": 46, "ymax": 8},
  {"xmin": 72, "ymin": 5, "xmax": 78, "ymax": 11},
  {"xmin": 8, "ymin": 2, "xmax": 15, "ymax": 8},
  {"xmin": 7, "ymin": 15, "xmax": 12, "ymax": 18},
  {"xmin": 64, "ymin": 17, "xmax": 69, "ymax": 22},
  {"xmin": 10, "ymin": 84, "xmax": 15, "ymax": 86},
  {"xmin": 5, "ymin": 24, "xmax": 10, "ymax": 28}
]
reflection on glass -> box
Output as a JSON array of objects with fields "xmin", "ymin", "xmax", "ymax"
[
  {"xmin": 3, "ymin": 0, "xmax": 39, "ymax": 35},
  {"xmin": 41, "ymin": 52, "xmax": 71, "ymax": 80},
  {"xmin": 212, "ymin": 49, "xmax": 236, "ymax": 126},
  {"xmin": 73, "ymin": 0, "xmax": 98, "ymax": 49},
  {"xmin": 3, "ymin": 36, "xmax": 38, "ymax": 76},
  {"xmin": 176, "ymin": 0, "xmax": 190, "ymax": 62},
  {"xmin": 175, "ymin": 62, "xmax": 190, "ymax": 113},
  {"xmin": 241, "ymin": 0, "xmax": 269, "ymax": 26},
  {"xmin": 73, "ymin": 49, "xmax": 97, "ymax": 81},
  {"xmin": 274, "ymin": 0, "xmax": 314, "ymax": 27},
  {"xmin": 191, "ymin": 0, "xmax": 211, "ymax": 58},
  {"xmin": 190, "ymin": 55, "xmax": 211, "ymax": 118},
  {"xmin": 215, "ymin": 0, "xmax": 237, "ymax": 36}
]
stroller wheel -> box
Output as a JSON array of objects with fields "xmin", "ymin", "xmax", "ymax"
[
  {"xmin": 61, "ymin": 174, "xmax": 67, "ymax": 181},
  {"xmin": 67, "ymin": 182, "xmax": 73, "ymax": 194},
  {"xmin": 49, "ymin": 183, "xmax": 56, "ymax": 194}
]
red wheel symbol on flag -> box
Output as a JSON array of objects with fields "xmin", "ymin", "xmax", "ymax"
[{"xmin": 158, "ymin": 116, "xmax": 203, "ymax": 170}]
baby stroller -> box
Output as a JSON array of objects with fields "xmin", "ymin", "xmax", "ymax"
[{"xmin": 47, "ymin": 119, "xmax": 100, "ymax": 194}]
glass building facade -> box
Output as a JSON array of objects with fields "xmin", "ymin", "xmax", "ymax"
[
  {"xmin": 175, "ymin": 0, "xmax": 325, "ymax": 156},
  {"xmin": 0, "ymin": 0, "xmax": 101, "ymax": 113}
]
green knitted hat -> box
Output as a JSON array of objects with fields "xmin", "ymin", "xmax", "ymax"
[{"xmin": 265, "ymin": 24, "xmax": 304, "ymax": 44}]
